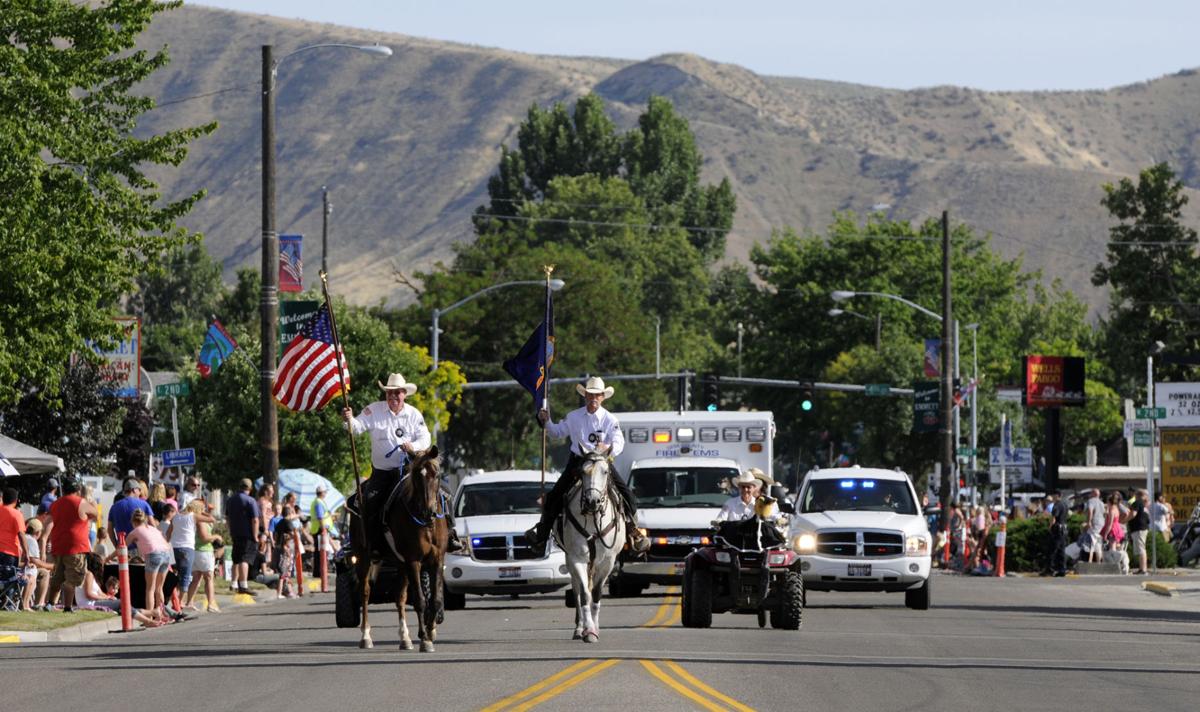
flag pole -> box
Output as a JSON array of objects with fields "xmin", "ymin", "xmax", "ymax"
[
  {"xmin": 318, "ymin": 272, "xmax": 369, "ymax": 567},
  {"xmin": 541, "ymin": 265, "xmax": 554, "ymax": 497}
]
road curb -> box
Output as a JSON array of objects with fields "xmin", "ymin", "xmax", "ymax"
[{"xmin": 1141, "ymin": 581, "xmax": 1179, "ymax": 597}]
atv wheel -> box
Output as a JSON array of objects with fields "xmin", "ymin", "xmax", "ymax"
[{"xmin": 770, "ymin": 571, "xmax": 803, "ymax": 630}]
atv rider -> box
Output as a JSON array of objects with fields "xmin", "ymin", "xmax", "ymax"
[
  {"xmin": 342, "ymin": 373, "xmax": 463, "ymax": 553},
  {"xmin": 524, "ymin": 377, "xmax": 650, "ymax": 553}
]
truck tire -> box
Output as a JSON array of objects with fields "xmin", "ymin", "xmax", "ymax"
[
  {"xmin": 444, "ymin": 584, "xmax": 466, "ymax": 611},
  {"xmin": 905, "ymin": 576, "xmax": 931, "ymax": 610},
  {"xmin": 680, "ymin": 559, "xmax": 694, "ymax": 626},
  {"xmin": 335, "ymin": 570, "xmax": 360, "ymax": 628},
  {"xmin": 771, "ymin": 571, "xmax": 803, "ymax": 630},
  {"xmin": 685, "ymin": 567, "xmax": 713, "ymax": 629}
]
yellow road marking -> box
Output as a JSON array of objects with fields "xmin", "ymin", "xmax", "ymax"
[
  {"xmin": 509, "ymin": 659, "xmax": 620, "ymax": 711},
  {"xmin": 0, "ymin": 635, "xmax": 20, "ymax": 644},
  {"xmin": 663, "ymin": 660, "xmax": 755, "ymax": 712},
  {"xmin": 641, "ymin": 586, "xmax": 680, "ymax": 627},
  {"xmin": 481, "ymin": 658, "xmax": 616, "ymax": 712},
  {"xmin": 640, "ymin": 660, "xmax": 726, "ymax": 711}
]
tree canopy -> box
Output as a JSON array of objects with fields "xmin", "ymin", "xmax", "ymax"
[{"xmin": 0, "ymin": 0, "xmax": 215, "ymax": 404}]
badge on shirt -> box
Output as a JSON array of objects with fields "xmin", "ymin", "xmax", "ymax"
[
  {"xmin": 588, "ymin": 431, "xmax": 601, "ymax": 444},
  {"xmin": 395, "ymin": 427, "xmax": 406, "ymax": 439},
  {"xmin": 362, "ymin": 406, "xmax": 372, "ymax": 416}
]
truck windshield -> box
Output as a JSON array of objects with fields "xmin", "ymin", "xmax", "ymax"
[
  {"xmin": 455, "ymin": 481, "xmax": 545, "ymax": 517},
  {"xmin": 629, "ymin": 467, "xmax": 738, "ymax": 508},
  {"xmin": 800, "ymin": 478, "xmax": 917, "ymax": 515}
]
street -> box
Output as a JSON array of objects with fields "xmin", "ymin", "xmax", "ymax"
[{"xmin": 2, "ymin": 573, "xmax": 1197, "ymax": 710}]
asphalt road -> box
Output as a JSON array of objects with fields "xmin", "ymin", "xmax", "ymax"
[{"xmin": 3, "ymin": 574, "xmax": 1198, "ymax": 711}]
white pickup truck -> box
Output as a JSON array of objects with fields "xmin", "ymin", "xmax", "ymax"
[
  {"xmin": 610, "ymin": 410, "xmax": 774, "ymax": 596},
  {"xmin": 788, "ymin": 466, "xmax": 932, "ymax": 609}
]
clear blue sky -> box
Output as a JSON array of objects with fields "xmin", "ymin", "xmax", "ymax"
[{"xmin": 196, "ymin": 0, "xmax": 1197, "ymax": 91}]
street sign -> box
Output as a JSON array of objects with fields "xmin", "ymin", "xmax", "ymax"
[
  {"xmin": 988, "ymin": 446, "xmax": 1034, "ymax": 486},
  {"xmin": 161, "ymin": 448, "xmax": 196, "ymax": 467},
  {"xmin": 1136, "ymin": 407, "xmax": 1166, "ymax": 419},
  {"xmin": 864, "ymin": 383, "xmax": 890, "ymax": 396},
  {"xmin": 155, "ymin": 382, "xmax": 190, "ymax": 398},
  {"xmin": 957, "ymin": 446, "xmax": 977, "ymax": 457},
  {"xmin": 1133, "ymin": 431, "xmax": 1154, "ymax": 447},
  {"xmin": 1124, "ymin": 418, "xmax": 1151, "ymax": 438}
]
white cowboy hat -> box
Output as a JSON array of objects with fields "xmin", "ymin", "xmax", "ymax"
[
  {"xmin": 746, "ymin": 467, "xmax": 774, "ymax": 487},
  {"xmin": 378, "ymin": 373, "xmax": 417, "ymax": 395},
  {"xmin": 732, "ymin": 471, "xmax": 760, "ymax": 487},
  {"xmin": 575, "ymin": 376, "xmax": 614, "ymax": 399}
]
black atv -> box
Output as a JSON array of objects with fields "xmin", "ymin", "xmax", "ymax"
[{"xmin": 681, "ymin": 514, "xmax": 804, "ymax": 630}]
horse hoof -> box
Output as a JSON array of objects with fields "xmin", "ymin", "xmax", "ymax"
[
  {"xmin": 400, "ymin": 640, "xmax": 413, "ymax": 651},
  {"xmin": 420, "ymin": 640, "xmax": 435, "ymax": 653},
  {"xmin": 583, "ymin": 632, "xmax": 598, "ymax": 644},
  {"xmin": 359, "ymin": 639, "xmax": 374, "ymax": 649},
  {"xmin": 572, "ymin": 630, "xmax": 583, "ymax": 640}
]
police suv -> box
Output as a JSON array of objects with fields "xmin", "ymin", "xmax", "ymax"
[{"xmin": 788, "ymin": 466, "xmax": 932, "ymax": 609}]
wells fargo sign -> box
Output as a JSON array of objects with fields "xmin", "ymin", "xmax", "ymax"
[
  {"xmin": 1023, "ymin": 355, "xmax": 1085, "ymax": 407},
  {"xmin": 1159, "ymin": 428, "xmax": 1200, "ymax": 515}
]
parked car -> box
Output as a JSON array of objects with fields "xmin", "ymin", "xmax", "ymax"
[{"xmin": 443, "ymin": 470, "xmax": 571, "ymax": 609}]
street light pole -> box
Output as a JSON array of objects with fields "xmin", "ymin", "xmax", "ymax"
[
  {"xmin": 430, "ymin": 279, "xmax": 565, "ymax": 372},
  {"xmin": 260, "ymin": 42, "xmax": 391, "ymax": 488},
  {"xmin": 322, "ymin": 186, "xmax": 331, "ymax": 275}
]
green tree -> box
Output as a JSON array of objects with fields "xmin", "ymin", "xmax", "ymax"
[
  {"xmin": 1092, "ymin": 162, "xmax": 1200, "ymax": 393},
  {"xmin": 132, "ymin": 244, "xmax": 227, "ymax": 371},
  {"xmin": 0, "ymin": 0, "xmax": 216, "ymax": 404}
]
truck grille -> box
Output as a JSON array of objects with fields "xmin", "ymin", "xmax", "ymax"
[
  {"xmin": 470, "ymin": 535, "xmax": 543, "ymax": 561},
  {"xmin": 816, "ymin": 530, "xmax": 904, "ymax": 558},
  {"xmin": 646, "ymin": 530, "xmax": 712, "ymax": 561}
]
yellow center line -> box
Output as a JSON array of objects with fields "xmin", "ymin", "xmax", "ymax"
[
  {"xmin": 663, "ymin": 660, "xmax": 756, "ymax": 712},
  {"xmin": 641, "ymin": 585, "xmax": 680, "ymax": 627},
  {"xmin": 640, "ymin": 660, "xmax": 727, "ymax": 712},
  {"xmin": 481, "ymin": 659, "xmax": 600, "ymax": 712},
  {"xmin": 510, "ymin": 659, "xmax": 621, "ymax": 711}
]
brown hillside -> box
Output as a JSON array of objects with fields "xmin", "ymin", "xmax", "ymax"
[{"xmin": 133, "ymin": 6, "xmax": 1200, "ymax": 311}]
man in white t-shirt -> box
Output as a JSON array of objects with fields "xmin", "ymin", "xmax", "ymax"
[{"xmin": 715, "ymin": 471, "xmax": 760, "ymax": 523}]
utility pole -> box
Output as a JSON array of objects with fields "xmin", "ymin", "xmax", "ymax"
[
  {"xmin": 321, "ymin": 186, "xmax": 331, "ymax": 275},
  {"xmin": 940, "ymin": 210, "xmax": 954, "ymax": 522},
  {"xmin": 260, "ymin": 44, "xmax": 279, "ymax": 488}
]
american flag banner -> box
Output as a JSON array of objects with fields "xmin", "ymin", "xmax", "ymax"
[{"xmin": 272, "ymin": 302, "xmax": 350, "ymax": 412}]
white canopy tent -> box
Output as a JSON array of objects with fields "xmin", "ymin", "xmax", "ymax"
[{"xmin": 0, "ymin": 433, "xmax": 65, "ymax": 476}]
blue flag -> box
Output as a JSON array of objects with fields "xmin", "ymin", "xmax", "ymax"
[
  {"xmin": 502, "ymin": 289, "xmax": 555, "ymax": 411},
  {"xmin": 197, "ymin": 320, "xmax": 237, "ymax": 377}
]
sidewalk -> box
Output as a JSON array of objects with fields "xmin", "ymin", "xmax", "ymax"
[{"xmin": 0, "ymin": 578, "xmax": 330, "ymax": 644}]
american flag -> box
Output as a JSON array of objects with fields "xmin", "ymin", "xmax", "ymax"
[{"xmin": 272, "ymin": 302, "xmax": 350, "ymax": 412}]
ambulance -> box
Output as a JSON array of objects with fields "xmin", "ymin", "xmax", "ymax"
[{"xmin": 609, "ymin": 410, "xmax": 775, "ymax": 596}]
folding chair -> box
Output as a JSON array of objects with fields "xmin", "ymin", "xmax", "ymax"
[{"xmin": 0, "ymin": 565, "xmax": 24, "ymax": 612}]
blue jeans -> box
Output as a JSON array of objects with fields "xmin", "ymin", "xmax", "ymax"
[{"xmin": 173, "ymin": 547, "xmax": 194, "ymax": 594}]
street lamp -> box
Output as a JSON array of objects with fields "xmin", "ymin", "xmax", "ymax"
[
  {"xmin": 261, "ymin": 42, "xmax": 391, "ymax": 488},
  {"xmin": 828, "ymin": 308, "xmax": 881, "ymax": 351},
  {"xmin": 430, "ymin": 279, "xmax": 565, "ymax": 371}
]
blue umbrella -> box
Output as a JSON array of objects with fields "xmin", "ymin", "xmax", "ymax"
[{"xmin": 256, "ymin": 468, "xmax": 345, "ymax": 515}]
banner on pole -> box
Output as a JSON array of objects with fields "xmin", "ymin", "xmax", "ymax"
[
  {"xmin": 279, "ymin": 234, "xmax": 303, "ymax": 292},
  {"xmin": 1022, "ymin": 355, "xmax": 1085, "ymax": 408},
  {"xmin": 923, "ymin": 339, "xmax": 941, "ymax": 378}
]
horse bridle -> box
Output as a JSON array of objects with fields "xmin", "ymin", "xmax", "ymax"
[{"xmin": 565, "ymin": 454, "xmax": 619, "ymax": 550}]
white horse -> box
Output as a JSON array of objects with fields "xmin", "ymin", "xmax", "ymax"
[{"xmin": 555, "ymin": 451, "xmax": 625, "ymax": 643}]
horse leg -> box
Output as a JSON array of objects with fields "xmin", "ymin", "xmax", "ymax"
[
  {"xmin": 359, "ymin": 561, "xmax": 377, "ymax": 649},
  {"xmin": 396, "ymin": 567, "xmax": 412, "ymax": 651},
  {"xmin": 570, "ymin": 558, "xmax": 595, "ymax": 642},
  {"xmin": 426, "ymin": 554, "xmax": 443, "ymax": 643},
  {"xmin": 408, "ymin": 560, "xmax": 433, "ymax": 652}
]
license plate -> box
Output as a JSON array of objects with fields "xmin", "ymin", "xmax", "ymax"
[
  {"xmin": 498, "ymin": 566, "xmax": 521, "ymax": 579},
  {"xmin": 847, "ymin": 564, "xmax": 871, "ymax": 577}
]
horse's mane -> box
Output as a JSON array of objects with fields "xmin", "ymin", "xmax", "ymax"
[{"xmin": 400, "ymin": 449, "xmax": 441, "ymax": 511}]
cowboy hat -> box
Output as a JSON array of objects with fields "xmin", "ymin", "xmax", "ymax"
[
  {"xmin": 732, "ymin": 471, "xmax": 760, "ymax": 487},
  {"xmin": 575, "ymin": 376, "xmax": 614, "ymax": 399},
  {"xmin": 378, "ymin": 372, "xmax": 418, "ymax": 395}
]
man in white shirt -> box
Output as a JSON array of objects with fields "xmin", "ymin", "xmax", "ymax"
[
  {"xmin": 715, "ymin": 471, "xmax": 760, "ymax": 522},
  {"xmin": 342, "ymin": 372, "xmax": 462, "ymax": 552},
  {"xmin": 525, "ymin": 377, "xmax": 649, "ymax": 552}
]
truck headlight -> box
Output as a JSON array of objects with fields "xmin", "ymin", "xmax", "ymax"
[
  {"xmin": 792, "ymin": 533, "xmax": 816, "ymax": 554},
  {"xmin": 906, "ymin": 534, "xmax": 930, "ymax": 555}
]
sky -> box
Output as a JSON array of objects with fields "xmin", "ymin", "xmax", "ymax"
[{"xmin": 195, "ymin": 0, "xmax": 1199, "ymax": 91}]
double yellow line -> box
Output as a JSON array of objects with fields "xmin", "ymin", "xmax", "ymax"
[
  {"xmin": 481, "ymin": 658, "xmax": 620, "ymax": 712},
  {"xmin": 640, "ymin": 660, "xmax": 755, "ymax": 712},
  {"xmin": 641, "ymin": 585, "xmax": 681, "ymax": 628}
]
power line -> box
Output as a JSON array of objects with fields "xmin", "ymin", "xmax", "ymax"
[{"xmin": 149, "ymin": 84, "xmax": 252, "ymax": 110}]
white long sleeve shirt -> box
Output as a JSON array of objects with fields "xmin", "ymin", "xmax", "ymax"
[
  {"xmin": 545, "ymin": 405, "xmax": 624, "ymax": 458},
  {"xmin": 714, "ymin": 496, "xmax": 756, "ymax": 522},
  {"xmin": 347, "ymin": 401, "xmax": 431, "ymax": 470}
]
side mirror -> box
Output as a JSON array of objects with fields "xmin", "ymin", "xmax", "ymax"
[
  {"xmin": 778, "ymin": 500, "xmax": 796, "ymax": 515},
  {"xmin": 769, "ymin": 484, "xmax": 787, "ymax": 500}
]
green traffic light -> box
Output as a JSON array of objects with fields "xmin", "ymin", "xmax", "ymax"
[{"xmin": 801, "ymin": 400, "xmax": 813, "ymax": 411}]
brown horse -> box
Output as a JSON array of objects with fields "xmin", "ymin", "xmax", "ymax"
[{"xmin": 352, "ymin": 446, "xmax": 448, "ymax": 652}]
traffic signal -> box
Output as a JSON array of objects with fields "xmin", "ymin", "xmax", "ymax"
[
  {"xmin": 800, "ymin": 383, "xmax": 814, "ymax": 412},
  {"xmin": 678, "ymin": 371, "xmax": 693, "ymax": 410},
  {"xmin": 701, "ymin": 374, "xmax": 720, "ymax": 411}
]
